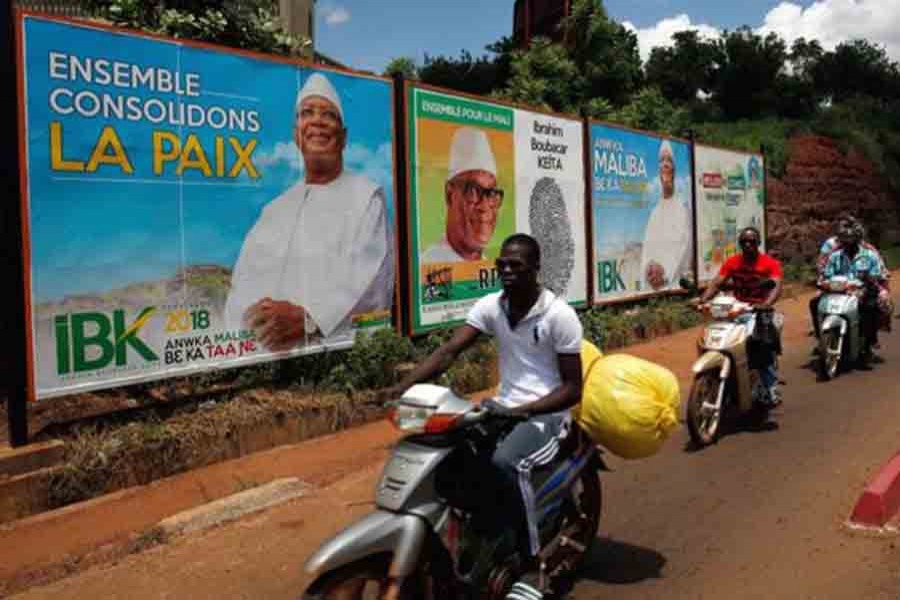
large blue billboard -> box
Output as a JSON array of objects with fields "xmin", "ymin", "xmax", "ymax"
[{"xmin": 19, "ymin": 15, "xmax": 396, "ymax": 399}]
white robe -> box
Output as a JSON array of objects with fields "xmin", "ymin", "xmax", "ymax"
[
  {"xmin": 225, "ymin": 170, "xmax": 394, "ymax": 343},
  {"xmin": 639, "ymin": 192, "xmax": 693, "ymax": 291},
  {"xmin": 421, "ymin": 236, "xmax": 468, "ymax": 263}
]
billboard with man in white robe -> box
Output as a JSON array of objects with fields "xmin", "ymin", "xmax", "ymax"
[{"xmin": 17, "ymin": 14, "xmax": 396, "ymax": 399}]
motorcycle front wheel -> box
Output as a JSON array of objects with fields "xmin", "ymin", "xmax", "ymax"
[
  {"xmin": 302, "ymin": 555, "xmax": 422, "ymax": 600},
  {"xmin": 817, "ymin": 329, "xmax": 842, "ymax": 380},
  {"xmin": 687, "ymin": 370, "xmax": 723, "ymax": 446}
]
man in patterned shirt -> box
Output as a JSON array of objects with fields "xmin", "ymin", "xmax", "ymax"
[
  {"xmin": 810, "ymin": 216, "xmax": 889, "ymax": 339},
  {"xmin": 819, "ymin": 221, "xmax": 893, "ymax": 358}
]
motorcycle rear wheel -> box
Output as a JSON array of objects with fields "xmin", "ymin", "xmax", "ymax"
[
  {"xmin": 817, "ymin": 329, "xmax": 841, "ymax": 380},
  {"xmin": 687, "ymin": 370, "xmax": 723, "ymax": 447},
  {"xmin": 543, "ymin": 469, "xmax": 602, "ymax": 597}
]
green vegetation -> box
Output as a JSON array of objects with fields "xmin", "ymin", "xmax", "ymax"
[
  {"xmin": 882, "ymin": 244, "xmax": 900, "ymax": 270},
  {"xmin": 384, "ymin": 0, "xmax": 900, "ymax": 187},
  {"xmin": 84, "ymin": 0, "xmax": 310, "ymax": 57}
]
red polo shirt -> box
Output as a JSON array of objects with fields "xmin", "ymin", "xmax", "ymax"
[{"xmin": 719, "ymin": 253, "xmax": 783, "ymax": 304}]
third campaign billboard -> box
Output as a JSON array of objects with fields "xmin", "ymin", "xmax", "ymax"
[
  {"xmin": 407, "ymin": 85, "xmax": 587, "ymax": 333},
  {"xmin": 18, "ymin": 15, "xmax": 397, "ymax": 398},
  {"xmin": 694, "ymin": 144, "xmax": 766, "ymax": 283},
  {"xmin": 590, "ymin": 124, "xmax": 695, "ymax": 302}
]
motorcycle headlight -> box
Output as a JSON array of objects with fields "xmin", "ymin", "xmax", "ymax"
[{"xmin": 387, "ymin": 403, "xmax": 461, "ymax": 434}]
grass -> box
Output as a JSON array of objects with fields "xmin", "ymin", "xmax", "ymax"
[{"xmin": 882, "ymin": 245, "xmax": 900, "ymax": 270}]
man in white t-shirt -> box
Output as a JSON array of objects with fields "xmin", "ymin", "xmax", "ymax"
[{"xmin": 380, "ymin": 233, "xmax": 583, "ymax": 600}]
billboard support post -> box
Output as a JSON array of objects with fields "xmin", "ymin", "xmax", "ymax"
[
  {"xmin": 392, "ymin": 73, "xmax": 410, "ymax": 337},
  {"xmin": 6, "ymin": 6, "xmax": 29, "ymax": 447},
  {"xmin": 688, "ymin": 129, "xmax": 700, "ymax": 287},
  {"xmin": 581, "ymin": 110, "xmax": 594, "ymax": 307}
]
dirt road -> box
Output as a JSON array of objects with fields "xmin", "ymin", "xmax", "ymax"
[{"xmin": 8, "ymin": 288, "xmax": 900, "ymax": 599}]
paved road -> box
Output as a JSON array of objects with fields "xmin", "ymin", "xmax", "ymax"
[
  {"xmin": 568, "ymin": 321, "xmax": 900, "ymax": 599},
  {"xmin": 10, "ymin": 292, "xmax": 900, "ymax": 600}
]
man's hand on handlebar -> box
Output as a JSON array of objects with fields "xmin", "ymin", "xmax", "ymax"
[{"xmin": 480, "ymin": 398, "xmax": 529, "ymax": 420}]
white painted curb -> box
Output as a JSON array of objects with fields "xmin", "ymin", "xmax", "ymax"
[{"xmin": 157, "ymin": 477, "xmax": 312, "ymax": 537}]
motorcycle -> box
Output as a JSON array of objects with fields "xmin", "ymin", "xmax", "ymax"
[
  {"xmin": 685, "ymin": 286, "xmax": 782, "ymax": 447},
  {"xmin": 816, "ymin": 273, "xmax": 880, "ymax": 380},
  {"xmin": 301, "ymin": 384, "xmax": 604, "ymax": 599}
]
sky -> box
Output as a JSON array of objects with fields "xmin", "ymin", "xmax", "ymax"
[{"xmin": 315, "ymin": 0, "xmax": 900, "ymax": 73}]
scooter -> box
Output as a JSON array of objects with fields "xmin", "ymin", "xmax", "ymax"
[
  {"xmin": 816, "ymin": 273, "xmax": 880, "ymax": 380},
  {"xmin": 686, "ymin": 286, "xmax": 782, "ymax": 447},
  {"xmin": 301, "ymin": 384, "xmax": 604, "ymax": 600}
]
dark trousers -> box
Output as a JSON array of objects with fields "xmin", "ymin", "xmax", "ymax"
[{"xmin": 490, "ymin": 412, "xmax": 568, "ymax": 558}]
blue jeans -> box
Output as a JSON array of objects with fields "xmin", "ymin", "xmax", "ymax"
[
  {"xmin": 760, "ymin": 363, "xmax": 778, "ymax": 389},
  {"xmin": 736, "ymin": 313, "xmax": 779, "ymax": 391}
]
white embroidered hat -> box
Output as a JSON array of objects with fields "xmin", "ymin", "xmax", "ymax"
[
  {"xmin": 658, "ymin": 139, "xmax": 674, "ymax": 161},
  {"xmin": 447, "ymin": 126, "xmax": 497, "ymax": 181},
  {"xmin": 296, "ymin": 72, "xmax": 344, "ymax": 121}
]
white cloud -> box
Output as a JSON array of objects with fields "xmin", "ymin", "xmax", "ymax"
[
  {"xmin": 255, "ymin": 141, "xmax": 393, "ymax": 191},
  {"xmin": 255, "ymin": 140, "xmax": 300, "ymax": 171},
  {"xmin": 625, "ymin": 2, "xmax": 900, "ymax": 65},
  {"xmin": 756, "ymin": 0, "xmax": 900, "ymax": 60},
  {"xmin": 346, "ymin": 142, "xmax": 393, "ymax": 191},
  {"xmin": 622, "ymin": 14, "xmax": 720, "ymax": 62},
  {"xmin": 322, "ymin": 4, "xmax": 351, "ymax": 26}
]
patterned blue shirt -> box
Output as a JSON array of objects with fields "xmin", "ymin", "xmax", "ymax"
[{"xmin": 823, "ymin": 246, "xmax": 885, "ymax": 281}]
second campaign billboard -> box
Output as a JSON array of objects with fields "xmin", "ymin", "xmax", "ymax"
[{"xmin": 407, "ymin": 86, "xmax": 587, "ymax": 333}]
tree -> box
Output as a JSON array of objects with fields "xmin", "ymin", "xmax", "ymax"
[
  {"xmin": 814, "ymin": 39, "xmax": 900, "ymax": 103},
  {"xmin": 417, "ymin": 37, "xmax": 515, "ymax": 96},
  {"xmin": 85, "ymin": 0, "xmax": 311, "ymax": 57},
  {"xmin": 496, "ymin": 37, "xmax": 580, "ymax": 112},
  {"xmin": 559, "ymin": 0, "xmax": 643, "ymax": 106},
  {"xmin": 789, "ymin": 37, "xmax": 824, "ymax": 81},
  {"xmin": 496, "ymin": 0, "xmax": 643, "ymax": 113},
  {"xmin": 644, "ymin": 30, "xmax": 721, "ymax": 105},
  {"xmin": 710, "ymin": 28, "xmax": 788, "ymax": 120},
  {"xmin": 383, "ymin": 57, "xmax": 418, "ymax": 80},
  {"xmin": 610, "ymin": 87, "xmax": 689, "ymax": 136}
]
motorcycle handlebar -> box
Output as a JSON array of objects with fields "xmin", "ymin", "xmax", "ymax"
[{"xmin": 467, "ymin": 405, "xmax": 530, "ymax": 424}]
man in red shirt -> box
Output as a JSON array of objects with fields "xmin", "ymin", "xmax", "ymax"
[{"xmin": 699, "ymin": 227, "xmax": 784, "ymax": 403}]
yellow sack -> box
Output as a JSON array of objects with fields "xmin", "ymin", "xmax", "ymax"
[{"xmin": 574, "ymin": 341, "xmax": 681, "ymax": 459}]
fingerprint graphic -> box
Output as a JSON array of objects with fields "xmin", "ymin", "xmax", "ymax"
[{"xmin": 529, "ymin": 177, "xmax": 575, "ymax": 296}]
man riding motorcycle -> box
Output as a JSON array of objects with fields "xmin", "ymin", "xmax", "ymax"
[
  {"xmin": 819, "ymin": 221, "xmax": 891, "ymax": 361},
  {"xmin": 378, "ymin": 233, "xmax": 583, "ymax": 600},
  {"xmin": 698, "ymin": 227, "xmax": 785, "ymax": 405},
  {"xmin": 810, "ymin": 215, "xmax": 889, "ymax": 339}
]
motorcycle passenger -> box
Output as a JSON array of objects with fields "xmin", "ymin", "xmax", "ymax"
[
  {"xmin": 810, "ymin": 215, "xmax": 889, "ymax": 339},
  {"xmin": 379, "ymin": 233, "xmax": 583, "ymax": 600},
  {"xmin": 819, "ymin": 221, "xmax": 890, "ymax": 361},
  {"xmin": 698, "ymin": 227, "xmax": 785, "ymax": 405}
]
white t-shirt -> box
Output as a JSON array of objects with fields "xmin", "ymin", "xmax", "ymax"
[{"xmin": 466, "ymin": 288, "xmax": 582, "ymax": 410}]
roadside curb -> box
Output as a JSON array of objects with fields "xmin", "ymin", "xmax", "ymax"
[
  {"xmin": 848, "ymin": 452, "xmax": 900, "ymax": 529},
  {"xmin": 156, "ymin": 477, "xmax": 313, "ymax": 538}
]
